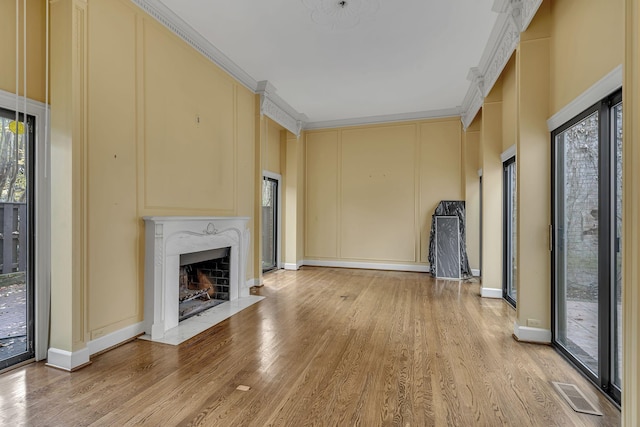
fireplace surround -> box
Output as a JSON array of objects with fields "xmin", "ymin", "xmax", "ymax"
[{"xmin": 143, "ymin": 216, "xmax": 252, "ymax": 341}]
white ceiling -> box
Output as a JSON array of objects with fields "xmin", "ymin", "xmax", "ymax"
[{"xmin": 156, "ymin": 0, "xmax": 499, "ymax": 125}]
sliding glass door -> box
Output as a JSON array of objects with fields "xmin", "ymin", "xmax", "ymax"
[
  {"xmin": 503, "ymin": 158, "xmax": 517, "ymax": 306},
  {"xmin": 0, "ymin": 108, "xmax": 35, "ymax": 370},
  {"xmin": 262, "ymin": 176, "xmax": 278, "ymax": 273},
  {"xmin": 552, "ymin": 90, "xmax": 622, "ymax": 404}
]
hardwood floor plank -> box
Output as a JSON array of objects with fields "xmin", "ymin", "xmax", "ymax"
[{"xmin": 0, "ymin": 267, "xmax": 621, "ymax": 426}]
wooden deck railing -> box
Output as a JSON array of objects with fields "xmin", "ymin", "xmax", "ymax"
[{"xmin": 0, "ymin": 203, "xmax": 26, "ymax": 274}]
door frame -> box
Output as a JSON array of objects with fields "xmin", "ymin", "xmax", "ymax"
[
  {"xmin": 550, "ymin": 89, "xmax": 622, "ymax": 405},
  {"xmin": 0, "ymin": 89, "xmax": 50, "ymax": 363},
  {"xmin": 262, "ymin": 171, "xmax": 282, "ymax": 272}
]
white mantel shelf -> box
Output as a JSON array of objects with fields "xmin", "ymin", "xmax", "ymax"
[{"xmin": 142, "ymin": 216, "xmax": 258, "ymax": 342}]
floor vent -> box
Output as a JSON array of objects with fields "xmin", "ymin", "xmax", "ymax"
[{"xmin": 552, "ymin": 382, "xmax": 603, "ymax": 416}]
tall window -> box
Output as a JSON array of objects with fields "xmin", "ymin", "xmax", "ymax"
[{"xmin": 552, "ymin": 89, "xmax": 622, "ymax": 404}]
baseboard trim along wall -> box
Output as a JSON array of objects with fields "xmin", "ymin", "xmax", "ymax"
[
  {"xmin": 480, "ymin": 287, "xmax": 502, "ymax": 298},
  {"xmin": 47, "ymin": 321, "xmax": 146, "ymax": 371},
  {"xmin": 46, "ymin": 347, "xmax": 91, "ymax": 372},
  {"xmin": 246, "ymin": 278, "xmax": 262, "ymax": 287},
  {"xmin": 303, "ymin": 259, "xmax": 430, "ymax": 273},
  {"xmin": 284, "ymin": 261, "xmax": 303, "ymax": 271},
  {"xmin": 513, "ymin": 321, "xmax": 552, "ymax": 344},
  {"xmin": 87, "ymin": 321, "xmax": 145, "ymax": 356}
]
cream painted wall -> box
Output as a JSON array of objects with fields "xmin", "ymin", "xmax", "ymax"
[
  {"xmin": 305, "ymin": 131, "xmax": 338, "ymax": 258},
  {"xmin": 463, "ymin": 115, "xmax": 481, "ymax": 271},
  {"xmin": 501, "ymin": 54, "xmax": 517, "ymax": 152},
  {"xmin": 550, "ymin": 0, "xmax": 624, "ymax": 116},
  {"xmin": 0, "ymin": 0, "xmax": 46, "ymax": 102},
  {"xmin": 419, "ymin": 120, "xmax": 462, "ymax": 263},
  {"xmin": 305, "ymin": 118, "xmax": 462, "ymax": 268},
  {"xmin": 623, "ymin": 2, "xmax": 640, "ymax": 423},
  {"xmin": 78, "ymin": 0, "xmax": 257, "ymax": 340},
  {"xmin": 516, "ymin": 2, "xmax": 551, "ymax": 331},
  {"xmin": 283, "ymin": 131, "xmax": 305, "ymax": 267},
  {"xmin": 265, "ymin": 118, "xmax": 283, "ymax": 174}
]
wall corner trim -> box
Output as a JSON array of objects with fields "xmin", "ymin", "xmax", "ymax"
[
  {"xmin": 546, "ymin": 65, "xmax": 623, "ymax": 131},
  {"xmin": 480, "ymin": 287, "xmax": 502, "ymax": 298},
  {"xmin": 46, "ymin": 347, "xmax": 91, "ymax": 371},
  {"xmin": 513, "ymin": 321, "xmax": 552, "ymax": 343}
]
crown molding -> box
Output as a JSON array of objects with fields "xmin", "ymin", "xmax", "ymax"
[
  {"xmin": 304, "ymin": 107, "xmax": 461, "ymax": 130},
  {"xmin": 130, "ymin": 0, "xmax": 258, "ymax": 91},
  {"xmin": 130, "ymin": 0, "xmax": 309, "ymax": 135},
  {"xmin": 461, "ymin": 0, "xmax": 541, "ymax": 129}
]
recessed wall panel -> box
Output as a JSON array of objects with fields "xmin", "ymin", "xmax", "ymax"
[
  {"xmin": 143, "ymin": 23, "xmax": 235, "ymax": 211},
  {"xmin": 305, "ymin": 132, "xmax": 338, "ymax": 258},
  {"xmin": 340, "ymin": 126, "xmax": 415, "ymax": 262},
  {"xmin": 87, "ymin": 0, "xmax": 139, "ymax": 331},
  {"xmin": 419, "ymin": 120, "xmax": 462, "ymax": 262}
]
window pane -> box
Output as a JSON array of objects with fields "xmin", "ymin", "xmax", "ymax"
[
  {"xmin": 555, "ymin": 112, "xmax": 599, "ymax": 375},
  {"xmin": 613, "ymin": 102, "xmax": 623, "ymax": 389}
]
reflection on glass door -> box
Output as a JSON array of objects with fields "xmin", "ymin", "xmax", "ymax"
[
  {"xmin": 612, "ymin": 102, "xmax": 623, "ymax": 391},
  {"xmin": 552, "ymin": 90, "xmax": 622, "ymax": 404},
  {"xmin": 554, "ymin": 111, "xmax": 600, "ymax": 374},
  {"xmin": 503, "ymin": 158, "xmax": 517, "ymax": 306},
  {"xmin": 262, "ymin": 177, "xmax": 278, "ymax": 272},
  {"xmin": 0, "ymin": 108, "xmax": 34, "ymax": 370}
]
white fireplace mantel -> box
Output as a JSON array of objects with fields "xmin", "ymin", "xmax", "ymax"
[{"xmin": 143, "ymin": 216, "xmax": 250, "ymax": 340}]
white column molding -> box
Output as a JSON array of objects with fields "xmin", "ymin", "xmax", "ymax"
[
  {"xmin": 461, "ymin": 81, "xmax": 485, "ymax": 129},
  {"xmin": 461, "ymin": 0, "xmax": 542, "ymax": 128},
  {"xmin": 257, "ymin": 81, "xmax": 305, "ymax": 137},
  {"xmin": 521, "ymin": 0, "xmax": 543, "ymax": 32}
]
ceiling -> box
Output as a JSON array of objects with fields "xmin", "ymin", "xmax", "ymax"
[{"xmin": 154, "ymin": 0, "xmax": 499, "ymax": 126}]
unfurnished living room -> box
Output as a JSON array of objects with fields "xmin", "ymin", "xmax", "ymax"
[{"xmin": 0, "ymin": 0, "xmax": 639, "ymax": 425}]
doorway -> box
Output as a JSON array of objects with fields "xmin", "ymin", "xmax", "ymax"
[{"xmin": 262, "ymin": 173, "xmax": 281, "ymax": 273}]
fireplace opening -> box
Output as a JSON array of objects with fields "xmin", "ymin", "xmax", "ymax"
[{"xmin": 179, "ymin": 247, "xmax": 231, "ymax": 321}]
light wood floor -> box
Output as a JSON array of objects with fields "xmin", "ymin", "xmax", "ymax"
[{"xmin": 0, "ymin": 267, "xmax": 621, "ymax": 426}]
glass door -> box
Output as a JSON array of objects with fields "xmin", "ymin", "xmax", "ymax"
[
  {"xmin": 503, "ymin": 158, "xmax": 517, "ymax": 306},
  {"xmin": 262, "ymin": 176, "xmax": 278, "ymax": 273},
  {"xmin": 0, "ymin": 108, "xmax": 35, "ymax": 370},
  {"xmin": 552, "ymin": 90, "xmax": 622, "ymax": 404}
]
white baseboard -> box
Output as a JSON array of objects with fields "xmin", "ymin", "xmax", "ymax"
[
  {"xmin": 480, "ymin": 287, "xmax": 502, "ymax": 298},
  {"xmin": 246, "ymin": 278, "xmax": 262, "ymax": 287},
  {"xmin": 46, "ymin": 346, "xmax": 90, "ymax": 371},
  {"xmin": 303, "ymin": 259, "xmax": 429, "ymax": 273},
  {"xmin": 471, "ymin": 269, "xmax": 481, "ymax": 277},
  {"xmin": 284, "ymin": 261, "xmax": 302, "ymax": 270},
  {"xmin": 513, "ymin": 321, "xmax": 551, "ymax": 344},
  {"xmin": 87, "ymin": 322, "xmax": 145, "ymax": 356}
]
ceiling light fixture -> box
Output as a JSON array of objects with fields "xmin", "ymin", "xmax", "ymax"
[{"xmin": 301, "ymin": 0, "xmax": 380, "ymax": 30}]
